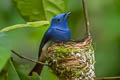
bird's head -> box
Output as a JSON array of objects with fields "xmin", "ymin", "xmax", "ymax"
[{"xmin": 50, "ymin": 12, "xmax": 71, "ymax": 28}]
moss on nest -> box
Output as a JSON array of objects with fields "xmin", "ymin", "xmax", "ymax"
[{"xmin": 46, "ymin": 37, "xmax": 95, "ymax": 80}]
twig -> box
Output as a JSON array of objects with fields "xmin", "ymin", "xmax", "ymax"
[
  {"xmin": 82, "ymin": 1, "xmax": 120, "ymax": 80},
  {"xmin": 96, "ymin": 76, "xmax": 120, "ymax": 80},
  {"xmin": 82, "ymin": 0, "xmax": 90, "ymax": 36},
  {"xmin": 11, "ymin": 50, "xmax": 48, "ymax": 66}
]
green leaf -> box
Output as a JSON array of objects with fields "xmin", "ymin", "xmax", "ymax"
[
  {"xmin": 31, "ymin": 73, "xmax": 41, "ymax": 80},
  {"xmin": 0, "ymin": 32, "xmax": 12, "ymax": 72},
  {"xmin": 0, "ymin": 21, "xmax": 49, "ymax": 32},
  {"xmin": 12, "ymin": 0, "xmax": 67, "ymax": 21},
  {"xmin": 0, "ymin": 47, "xmax": 10, "ymax": 72},
  {"xmin": 12, "ymin": 61, "xmax": 32, "ymax": 80},
  {"xmin": 7, "ymin": 60, "xmax": 21, "ymax": 80},
  {"xmin": 41, "ymin": 66, "xmax": 59, "ymax": 80},
  {"xmin": 7, "ymin": 61, "xmax": 41, "ymax": 80}
]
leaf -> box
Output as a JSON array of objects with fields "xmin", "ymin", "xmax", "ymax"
[
  {"xmin": 7, "ymin": 61, "xmax": 41, "ymax": 80},
  {"xmin": 43, "ymin": 0, "xmax": 67, "ymax": 20},
  {"xmin": 27, "ymin": 21, "xmax": 49, "ymax": 27},
  {"xmin": 7, "ymin": 60, "xmax": 21, "ymax": 80},
  {"xmin": 0, "ymin": 32, "xmax": 12, "ymax": 72},
  {"xmin": 0, "ymin": 47, "xmax": 10, "ymax": 72},
  {"xmin": 12, "ymin": 0, "xmax": 67, "ymax": 21},
  {"xmin": 12, "ymin": 61, "xmax": 32, "ymax": 80},
  {"xmin": 41, "ymin": 66, "xmax": 59, "ymax": 80},
  {"xmin": 0, "ymin": 21, "xmax": 49, "ymax": 32},
  {"xmin": 31, "ymin": 73, "xmax": 41, "ymax": 80}
]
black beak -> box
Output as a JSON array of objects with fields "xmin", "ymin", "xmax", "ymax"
[
  {"xmin": 64, "ymin": 12, "xmax": 71, "ymax": 19},
  {"xmin": 66, "ymin": 12, "xmax": 71, "ymax": 17}
]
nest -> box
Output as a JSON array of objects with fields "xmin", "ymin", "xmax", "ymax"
[{"xmin": 46, "ymin": 36, "xmax": 95, "ymax": 80}]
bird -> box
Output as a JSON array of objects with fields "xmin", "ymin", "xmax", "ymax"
[{"xmin": 29, "ymin": 12, "xmax": 71, "ymax": 76}]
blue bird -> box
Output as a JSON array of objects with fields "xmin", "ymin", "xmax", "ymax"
[{"xmin": 29, "ymin": 12, "xmax": 71, "ymax": 75}]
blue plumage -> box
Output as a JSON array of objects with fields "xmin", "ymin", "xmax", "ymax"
[
  {"xmin": 44, "ymin": 12, "xmax": 71, "ymax": 42},
  {"xmin": 29, "ymin": 12, "xmax": 71, "ymax": 75}
]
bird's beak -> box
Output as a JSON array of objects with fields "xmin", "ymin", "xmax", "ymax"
[
  {"xmin": 65, "ymin": 12, "xmax": 71, "ymax": 19},
  {"xmin": 67, "ymin": 12, "xmax": 71, "ymax": 17}
]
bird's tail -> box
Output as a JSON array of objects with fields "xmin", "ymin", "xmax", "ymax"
[
  {"xmin": 29, "ymin": 45, "xmax": 47, "ymax": 76},
  {"xmin": 29, "ymin": 62, "xmax": 44, "ymax": 76},
  {"xmin": 29, "ymin": 39, "xmax": 50, "ymax": 76}
]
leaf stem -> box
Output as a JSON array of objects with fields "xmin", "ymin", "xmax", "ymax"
[
  {"xmin": 11, "ymin": 50, "xmax": 48, "ymax": 66},
  {"xmin": 82, "ymin": 0, "xmax": 90, "ymax": 36}
]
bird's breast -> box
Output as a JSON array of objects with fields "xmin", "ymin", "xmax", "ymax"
[{"xmin": 50, "ymin": 28, "xmax": 71, "ymax": 42}]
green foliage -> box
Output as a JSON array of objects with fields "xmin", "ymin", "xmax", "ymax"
[
  {"xmin": 7, "ymin": 61, "xmax": 21, "ymax": 80},
  {"xmin": 12, "ymin": 0, "xmax": 67, "ymax": 21},
  {"xmin": 0, "ymin": 21, "xmax": 49, "ymax": 32},
  {"xmin": 0, "ymin": 0, "xmax": 120, "ymax": 80},
  {"xmin": 0, "ymin": 20, "xmax": 49, "ymax": 80},
  {"xmin": 41, "ymin": 66, "xmax": 58, "ymax": 80},
  {"xmin": 7, "ymin": 60, "xmax": 42, "ymax": 80},
  {"xmin": 0, "ymin": 47, "xmax": 10, "ymax": 72},
  {"xmin": 0, "ymin": 0, "xmax": 67, "ymax": 80},
  {"xmin": 31, "ymin": 73, "xmax": 41, "ymax": 80},
  {"xmin": 0, "ymin": 34, "xmax": 11, "ymax": 72},
  {"xmin": 12, "ymin": 61, "xmax": 31, "ymax": 80}
]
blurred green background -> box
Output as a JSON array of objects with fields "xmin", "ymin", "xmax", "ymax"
[{"xmin": 0, "ymin": 0, "xmax": 120, "ymax": 79}]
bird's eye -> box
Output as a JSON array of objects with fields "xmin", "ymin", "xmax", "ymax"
[{"xmin": 57, "ymin": 19, "xmax": 60, "ymax": 22}]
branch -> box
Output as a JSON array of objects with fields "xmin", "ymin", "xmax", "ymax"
[
  {"xmin": 96, "ymin": 76, "xmax": 120, "ymax": 80},
  {"xmin": 11, "ymin": 50, "xmax": 48, "ymax": 66},
  {"xmin": 82, "ymin": 1, "xmax": 120, "ymax": 80},
  {"xmin": 82, "ymin": 0, "xmax": 90, "ymax": 36}
]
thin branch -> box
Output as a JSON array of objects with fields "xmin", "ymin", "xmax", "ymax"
[
  {"xmin": 96, "ymin": 76, "xmax": 120, "ymax": 80},
  {"xmin": 11, "ymin": 50, "xmax": 48, "ymax": 66},
  {"xmin": 82, "ymin": 0, "xmax": 90, "ymax": 36}
]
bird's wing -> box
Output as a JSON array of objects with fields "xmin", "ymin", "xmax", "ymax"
[
  {"xmin": 38, "ymin": 29, "xmax": 51, "ymax": 57},
  {"xmin": 29, "ymin": 29, "xmax": 51, "ymax": 76}
]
